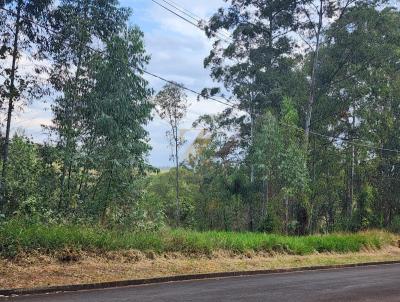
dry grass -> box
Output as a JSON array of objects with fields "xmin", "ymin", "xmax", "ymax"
[{"xmin": 1, "ymin": 245, "xmax": 400, "ymax": 290}]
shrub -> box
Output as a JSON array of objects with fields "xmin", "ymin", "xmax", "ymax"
[{"xmin": 390, "ymin": 216, "xmax": 400, "ymax": 233}]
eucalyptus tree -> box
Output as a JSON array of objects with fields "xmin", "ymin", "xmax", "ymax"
[
  {"xmin": 80, "ymin": 27, "xmax": 153, "ymax": 224},
  {"xmin": 251, "ymin": 111, "xmax": 282, "ymax": 226},
  {"xmin": 304, "ymin": 3, "xmax": 400, "ymax": 228},
  {"xmin": 296, "ymin": 0, "xmax": 384, "ymax": 146},
  {"xmin": 0, "ymin": 0, "xmax": 52, "ymax": 209},
  {"xmin": 251, "ymin": 98, "xmax": 309, "ymax": 234},
  {"xmin": 204, "ymin": 0, "xmax": 302, "ymax": 226},
  {"xmin": 204, "ymin": 0, "xmax": 300, "ymax": 144},
  {"xmin": 279, "ymin": 98, "xmax": 309, "ymax": 234},
  {"xmin": 329, "ymin": 5, "xmax": 400, "ymax": 227},
  {"xmin": 48, "ymin": 0, "xmax": 129, "ymax": 210},
  {"xmin": 154, "ymin": 83, "xmax": 188, "ymax": 225}
]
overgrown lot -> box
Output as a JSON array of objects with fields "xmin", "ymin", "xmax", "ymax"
[{"xmin": 0, "ymin": 221, "xmax": 395, "ymax": 258}]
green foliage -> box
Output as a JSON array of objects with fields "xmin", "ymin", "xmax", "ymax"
[
  {"xmin": 0, "ymin": 220, "xmax": 392, "ymax": 258},
  {"xmin": 351, "ymin": 185, "xmax": 375, "ymax": 231},
  {"xmin": 0, "ymin": 136, "xmax": 58, "ymax": 219},
  {"xmin": 79, "ymin": 26, "xmax": 153, "ymax": 222},
  {"xmin": 143, "ymin": 168, "xmax": 199, "ymax": 227},
  {"xmin": 4, "ymin": 136, "xmax": 40, "ymax": 207},
  {"xmin": 257, "ymin": 213, "xmax": 280, "ymax": 233},
  {"xmin": 390, "ymin": 216, "xmax": 400, "ymax": 234},
  {"xmin": 1, "ymin": 0, "xmax": 400, "ymax": 239},
  {"xmin": 251, "ymin": 111, "xmax": 283, "ymax": 179},
  {"xmin": 0, "ymin": 0, "xmax": 53, "ymax": 209}
]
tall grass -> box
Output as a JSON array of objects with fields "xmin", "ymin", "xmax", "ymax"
[{"xmin": 0, "ymin": 220, "xmax": 394, "ymax": 258}]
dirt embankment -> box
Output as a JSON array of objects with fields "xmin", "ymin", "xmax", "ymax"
[{"xmin": 1, "ymin": 246, "xmax": 400, "ymax": 290}]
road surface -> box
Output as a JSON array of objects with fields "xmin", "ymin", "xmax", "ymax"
[{"xmin": 5, "ymin": 264, "xmax": 400, "ymax": 301}]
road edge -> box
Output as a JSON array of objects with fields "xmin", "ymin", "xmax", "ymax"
[{"xmin": 1, "ymin": 260, "xmax": 400, "ymax": 297}]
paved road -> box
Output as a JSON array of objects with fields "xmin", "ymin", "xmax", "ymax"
[{"xmin": 5, "ymin": 264, "xmax": 400, "ymax": 302}]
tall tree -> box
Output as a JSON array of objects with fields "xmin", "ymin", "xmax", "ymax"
[
  {"xmin": 204, "ymin": 0, "xmax": 301, "ymax": 229},
  {"xmin": 154, "ymin": 83, "xmax": 188, "ymax": 225},
  {"xmin": 297, "ymin": 0, "xmax": 380, "ymax": 146},
  {"xmin": 251, "ymin": 98, "xmax": 309, "ymax": 233},
  {"xmin": 301, "ymin": 3, "xmax": 400, "ymax": 229},
  {"xmin": 205, "ymin": 0, "xmax": 300, "ymax": 143},
  {"xmin": 80, "ymin": 27, "xmax": 153, "ymax": 223},
  {"xmin": 0, "ymin": 0, "xmax": 52, "ymax": 209},
  {"xmin": 48, "ymin": 0, "xmax": 129, "ymax": 210}
]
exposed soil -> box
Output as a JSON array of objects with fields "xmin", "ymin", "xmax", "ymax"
[{"xmin": 1, "ymin": 246, "xmax": 400, "ymax": 290}]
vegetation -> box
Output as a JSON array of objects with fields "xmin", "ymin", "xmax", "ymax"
[
  {"xmin": 154, "ymin": 84, "xmax": 188, "ymax": 225},
  {"xmin": 0, "ymin": 0, "xmax": 400, "ymax": 250},
  {"xmin": 0, "ymin": 220, "xmax": 393, "ymax": 258}
]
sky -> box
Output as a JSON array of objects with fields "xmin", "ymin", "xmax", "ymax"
[{"xmin": 12, "ymin": 0, "xmax": 229, "ymax": 168}]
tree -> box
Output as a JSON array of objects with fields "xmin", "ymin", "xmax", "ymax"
[
  {"xmin": 251, "ymin": 111, "xmax": 283, "ymax": 228},
  {"xmin": 0, "ymin": 0, "xmax": 52, "ymax": 208},
  {"xmin": 299, "ymin": 3, "xmax": 400, "ymax": 229},
  {"xmin": 48, "ymin": 0, "xmax": 129, "ymax": 210},
  {"xmin": 3, "ymin": 134, "xmax": 40, "ymax": 211},
  {"xmin": 204, "ymin": 0, "xmax": 300, "ymax": 144},
  {"xmin": 154, "ymin": 83, "xmax": 188, "ymax": 225},
  {"xmin": 80, "ymin": 26, "xmax": 153, "ymax": 223},
  {"xmin": 297, "ymin": 0, "xmax": 381, "ymax": 146},
  {"xmin": 251, "ymin": 98, "xmax": 309, "ymax": 234},
  {"xmin": 204, "ymin": 0, "xmax": 302, "ymax": 230}
]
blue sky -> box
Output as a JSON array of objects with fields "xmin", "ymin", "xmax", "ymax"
[{"xmin": 12, "ymin": 0, "xmax": 229, "ymax": 168}]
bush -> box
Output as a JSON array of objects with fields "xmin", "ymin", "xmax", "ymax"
[
  {"xmin": 390, "ymin": 216, "xmax": 400, "ymax": 233},
  {"xmin": 257, "ymin": 213, "xmax": 279, "ymax": 233}
]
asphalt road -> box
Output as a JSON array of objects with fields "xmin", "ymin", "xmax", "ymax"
[{"xmin": 5, "ymin": 264, "xmax": 400, "ymax": 302}]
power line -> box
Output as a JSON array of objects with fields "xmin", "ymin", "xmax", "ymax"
[
  {"xmin": 150, "ymin": 0, "xmax": 233, "ymax": 43},
  {"xmin": 142, "ymin": 69, "xmax": 235, "ymax": 108},
  {"xmin": 157, "ymin": 0, "xmax": 233, "ymax": 42},
  {"xmin": 151, "ymin": 0, "xmax": 201, "ymax": 30},
  {"xmin": 158, "ymin": 0, "xmax": 200, "ymax": 23},
  {"xmin": 283, "ymin": 122, "xmax": 400, "ymax": 155},
  {"xmin": 159, "ymin": 0, "xmax": 233, "ymax": 41}
]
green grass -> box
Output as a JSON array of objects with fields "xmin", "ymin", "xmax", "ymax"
[{"xmin": 0, "ymin": 220, "xmax": 394, "ymax": 258}]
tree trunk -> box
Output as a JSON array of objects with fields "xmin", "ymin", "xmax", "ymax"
[
  {"xmin": 262, "ymin": 178, "xmax": 269, "ymax": 218},
  {"xmin": 175, "ymin": 127, "xmax": 180, "ymax": 226},
  {"xmin": 349, "ymin": 145, "xmax": 355, "ymax": 218},
  {"xmin": 1, "ymin": 0, "xmax": 22, "ymax": 207},
  {"xmin": 249, "ymin": 94, "xmax": 255, "ymax": 231},
  {"xmin": 285, "ymin": 195, "xmax": 289, "ymax": 235},
  {"xmin": 304, "ymin": 0, "xmax": 324, "ymax": 147},
  {"xmin": 349, "ymin": 102, "xmax": 356, "ymax": 220},
  {"xmin": 250, "ymin": 100, "xmax": 255, "ymax": 184},
  {"xmin": 59, "ymin": 48, "xmax": 83, "ymax": 210},
  {"xmin": 101, "ymin": 170, "xmax": 113, "ymax": 226}
]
